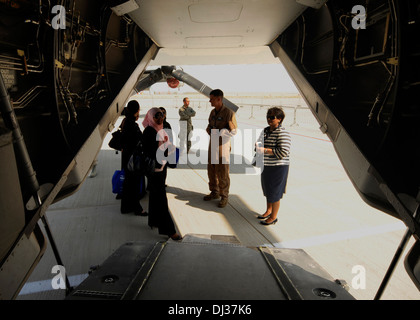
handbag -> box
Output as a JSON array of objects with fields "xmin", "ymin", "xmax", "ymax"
[
  {"xmin": 127, "ymin": 141, "xmax": 155, "ymax": 176},
  {"xmin": 108, "ymin": 129, "xmax": 123, "ymax": 151},
  {"xmin": 112, "ymin": 169, "xmax": 125, "ymax": 194}
]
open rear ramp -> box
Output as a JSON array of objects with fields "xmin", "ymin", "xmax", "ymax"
[{"xmin": 67, "ymin": 239, "xmax": 353, "ymax": 300}]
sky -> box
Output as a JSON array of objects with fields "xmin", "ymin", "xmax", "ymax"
[{"xmin": 148, "ymin": 63, "xmax": 299, "ymax": 94}]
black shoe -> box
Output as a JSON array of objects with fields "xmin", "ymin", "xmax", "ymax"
[
  {"xmin": 257, "ymin": 214, "xmax": 271, "ymax": 220},
  {"xmin": 260, "ymin": 218, "xmax": 278, "ymax": 226}
]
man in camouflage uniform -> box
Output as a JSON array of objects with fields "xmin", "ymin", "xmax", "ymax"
[{"xmin": 178, "ymin": 97, "xmax": 196, "ymax": 153}]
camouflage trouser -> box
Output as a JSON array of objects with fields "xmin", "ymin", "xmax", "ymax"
[{"xmin": 179, "ymin": 128, "xmax": 192, "ymax": 152}]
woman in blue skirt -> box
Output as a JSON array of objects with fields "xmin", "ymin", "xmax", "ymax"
[{"xmin": 256, "ymin": 107, "xmax": 291, "ymax": 225}]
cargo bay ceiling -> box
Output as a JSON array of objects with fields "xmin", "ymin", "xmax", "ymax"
[{"xmin": 111, "ymin": 0, "xmax": 327, "ymax": 65}]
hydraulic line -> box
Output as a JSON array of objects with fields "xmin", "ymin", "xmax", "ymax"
[
  {"xmin": 374, "ymin": 207, "xmax": 418, "ymax": 300},
  {"xmin": 0, "ymin": 73, "xmax": 41, "ymax": 206},
  {"xmin": 163, "ymin": 66, "xmax": 239, "ymax": 113}
]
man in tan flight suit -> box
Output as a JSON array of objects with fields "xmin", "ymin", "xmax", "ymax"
[{"xmin": 204, "ymin": 89, "xmax": 238, "ymax": 208}]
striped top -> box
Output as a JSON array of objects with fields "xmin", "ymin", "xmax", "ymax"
[{"xmin": 257, "ymin": 126, "xmax": 291, "ymax": 166}]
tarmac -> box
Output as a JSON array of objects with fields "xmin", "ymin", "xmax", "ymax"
[{"xmin": 17, "ymin": 101, "xmax": 420, "ymax": 300}]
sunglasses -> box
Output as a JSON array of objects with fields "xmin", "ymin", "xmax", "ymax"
[
  {"xmin": 266, "ymin": 115, "xmax": 277, "ymax": 120},
  {"xmin": 154, "ymin": 112, "xmax": 164, "ymax": 119}
]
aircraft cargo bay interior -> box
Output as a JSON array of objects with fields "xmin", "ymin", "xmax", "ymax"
[{"xmin": 0, "ymin": 0, "xmax": 419, "ymax": 302}]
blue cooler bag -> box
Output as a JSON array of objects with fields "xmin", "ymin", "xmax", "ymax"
[{"xmin": 112, "ymin": 169, "xmax": 125, "ymax": 194}]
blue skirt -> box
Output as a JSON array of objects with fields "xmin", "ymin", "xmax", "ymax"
[{"xmin": 261, "ymin": 165, "xmax": 289, "ymax": 203}]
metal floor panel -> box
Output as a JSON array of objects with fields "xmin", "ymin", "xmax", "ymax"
[
  {"xmin": 67, "ymin": 238, "xmax": 354, "ymax": 300},
  {"xmin": 137, "ymin": 242, "xmax": 286, "ymax": 300}
]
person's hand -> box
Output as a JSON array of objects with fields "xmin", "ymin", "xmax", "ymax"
[
  {"xmin": 256, "ymin": 146, "xmax": 265, "ymax": 154},
  {"xmin": 167, "ymin": 143, "xmax": 176, "ymax": 155}
]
